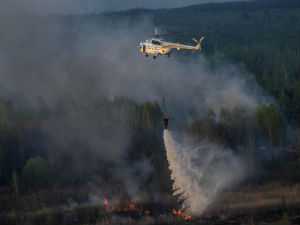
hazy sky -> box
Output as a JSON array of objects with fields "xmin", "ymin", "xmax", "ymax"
[
  {"xmin": 3, "ymin": 0, "xmax": 242, "ymax": 14},
  {"xmin": 94, "ymin": 0, "xmax": 241, "ymax": 12}
]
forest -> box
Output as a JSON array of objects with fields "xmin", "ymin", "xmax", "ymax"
[{"xmin": 0, "ymin": 0, "xmax": 299, "ymax": 224}]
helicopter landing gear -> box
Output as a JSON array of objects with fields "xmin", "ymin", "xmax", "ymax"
[
  {"xmin": 145, "ymin": 54, "xmax": 148, "ymax": 57},
  {"xmin": 153, "ymin": 56, "xmax": 157, "ymax": 59}
]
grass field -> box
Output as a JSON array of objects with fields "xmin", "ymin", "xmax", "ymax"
[{"xmin": 1, "ymin": 182, "xmax": 299, "ymax": 225}]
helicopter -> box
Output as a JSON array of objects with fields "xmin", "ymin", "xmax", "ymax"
[{"xmin": 139, "ymin": 29, "xmax": 205, "ymax": 59}]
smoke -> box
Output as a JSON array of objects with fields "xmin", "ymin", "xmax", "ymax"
[
  {"xmin": 0, "ymin": 1, "xmax": 265, "ymax": 116},
  {"xmin": 163, "ymin": 130, "xmax": 245, "ymax": 215},
  {"xmin": 0, "ymin": 0, "xmax": 267, "ymax": 203},
  {"xmin": 0, "ymin": 0, "xmax": 245, "ymax": 14}
]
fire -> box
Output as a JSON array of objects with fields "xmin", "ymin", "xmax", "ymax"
[
  {"xmin": 104, "ymin": 198, "xmax": 109, "ymax": 206},
  {"xmin": 172, "ymin": 209, "xmax": 191, "ymax": 220},
  {"xmin": 129, "ymin": 201, "xmax": 135, "ymax": 210},
  {"xmin": 144, "ymin": 209, "xmax": 150, "ymax": 215},
  {"xmin": 103, "ymin": 198, "xmax": 150, "ymax": 215},
  {"xmin": 104, "ymin": 198, "xmax": 110, "ymax": 211},
  {"xmin": 103, "ymin": 198, "xmax": 191, "ymax": 219}
]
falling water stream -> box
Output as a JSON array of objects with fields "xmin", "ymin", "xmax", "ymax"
[{"xmin": 163, "ymin": 129, "xmax": 245, "ymax": 215}]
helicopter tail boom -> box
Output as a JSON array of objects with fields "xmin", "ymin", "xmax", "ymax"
[{"xmin": 192, "ymin": 36, "xmax": 205, "ymax": 50}]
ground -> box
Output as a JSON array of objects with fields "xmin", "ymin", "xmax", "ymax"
[{"xmin": 1, "ymin": 181, "xmax": 299, "ymax": 225}]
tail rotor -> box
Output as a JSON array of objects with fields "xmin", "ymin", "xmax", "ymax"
[{"xmin": 192, "ymin": 36, "xmax": 205, "ymax": 50}]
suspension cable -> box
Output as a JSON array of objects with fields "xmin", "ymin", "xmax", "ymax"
[{"xmin": 157, "ymin": 57, "xmax": 166, "ymax": 114}]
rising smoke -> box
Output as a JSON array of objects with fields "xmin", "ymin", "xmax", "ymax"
[
  {"xmin": 0, "ymin": 0, "xmax": 266, "ymax": 204},
  {"xmin": 163, "ymin": 130, "xmax": 245, "ymax": 215}
]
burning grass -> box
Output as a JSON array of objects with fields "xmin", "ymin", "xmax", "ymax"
[
  {"xmin": 172, "ymin": 209, "xmax": 191, "ymax": 220},
  {"xmin": 0, "ymin": 182, "xmax": 299, "ymax": 225},
  {"xmin": 102, "ymin": 198, "xmax": 153, "ymax": 216},
  {"xmin": 102, "ymin": 198, "xmax": 191, "ymax": 221}
]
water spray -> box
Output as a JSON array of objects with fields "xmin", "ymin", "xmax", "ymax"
[{"xmin": 163, "ymin": 130, "xmax": 245, "ymax": 215}]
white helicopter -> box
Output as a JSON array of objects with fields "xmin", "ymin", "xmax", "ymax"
[{"xmin": 139, "ymin": 29, "xmax": 205, "ymax": 59}]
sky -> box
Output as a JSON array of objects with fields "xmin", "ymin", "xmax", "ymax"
[
  {"xmin": 93, "ymin": 0, "xmax": 240, "ymax": 12},
  {"xmin": 2, "ymin": 0, "xmax": 242, "ymax": 14}
]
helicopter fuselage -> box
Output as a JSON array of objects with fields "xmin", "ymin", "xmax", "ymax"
[
  {"xmin": 139, "ymin": 37, "xmax": 203, "ymax": 58},
  {"xmin": 139, "ymin": 38, "xmax": 173, "ymax": 56}
]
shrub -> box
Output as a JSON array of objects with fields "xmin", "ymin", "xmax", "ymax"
[{"xmin": 22, "ymin": 157, "xmax": 52, "ymax": 189}]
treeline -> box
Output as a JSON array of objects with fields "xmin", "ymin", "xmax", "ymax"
[
  {"xmin": 186, "ymin": 105, "xmax": 291, "ymax": 170},
  {"xmin": 0, "ymin": 98, "xmax": 171, "ymax": 196},
  {"xmin": 1, "ymin": 97, "xmax": 298, "ymax": 196},
  {"xmin": 109, "ymin": 0, "xmax": 299, "ymax": 14},
  {"xmin": 171, "ymin": 0, "xmax": 300, "ymax": 12}
]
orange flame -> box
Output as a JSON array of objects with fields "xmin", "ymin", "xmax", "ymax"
[
  {"xmin": 172, "ymin": 209, "xmax": 191, "ymax": 220},
  {"xmin": 104, "ymin": 198, "xmax": 109, "ymax": 206},
  {"xmin": 103, "ymin": 198, "xmax": 111, "ymax": 211},
  {"xmin": 144, "ymin": 209, "xmax": 150, "ymax": 215},
  {"xmin": 129, "ymin": 201, "xmax": 135, "ymax": 211},
  {"xmin": 103, "ymin": 198, "xmax": 151, "ymax": 215}
]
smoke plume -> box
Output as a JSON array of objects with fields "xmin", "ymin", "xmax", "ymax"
[
  {"xmin": 0, "ymin": 0, "xmax": 267, "ymax": 203},
  {"xmin": 163, "ymin": 130, "xmax": 245, "ymax": 215}
]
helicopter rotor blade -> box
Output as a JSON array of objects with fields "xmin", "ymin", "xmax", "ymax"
[
  {"xmin": 160, "ymin": 31, "xmax": 187, "ymax": 37},
  {"xmin": 155, "ymin": 28, "xmax": 159, "ymax": 37},
  {"xmin": 192, "ymin": 38, "xmax": 198, "ymax": 43}
]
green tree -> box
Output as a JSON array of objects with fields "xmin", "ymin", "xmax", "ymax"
[
  {"xmin": 11, "ymin": 169, "xmax": 19, "ymax": 196},
  {"xmin": 187, "ymin": 109, "xmax": 228, "ymax": 146},
  {"xmin": 22, "ymin": 157, "xmax": 52, "ymax": 189},
  {"xmin": 255, "ymin": 104, "xmax": 285, "ymax": 168},
  {"xmin": 139, "ymin": 102, "xmax": 162, "ymax": 136}
]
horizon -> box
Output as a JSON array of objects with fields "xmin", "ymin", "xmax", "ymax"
[{"xmin": 3, "ymin": 0, "xmax": 245, "ymax": 15}]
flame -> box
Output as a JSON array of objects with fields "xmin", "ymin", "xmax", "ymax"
[
  {"xmin": 172, "ymin": 209, "xmax": 191, "ymax": 220},
  {"xmin": 103, "ymin": 198, "xmax": 150, "ymax": 215},
  {"xmin": 104, "ymin": 198, "xmax": 109, "ymax": 206},
  {"xmin": 144, "ymin": 209, "xmax": 150, "ymax": 215},
  {"xmin": 104, "ymin": 198, "xmax": 110, "ymax": 211},
  {"xmin": 129, "ymin": 201, "xmax": 135, "ymax": 210}
]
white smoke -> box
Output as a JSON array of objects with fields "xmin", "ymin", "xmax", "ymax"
[
  {"xmin": 0, "ymin": 0, "xmax": 266, "ymax": 204},
  {"xmin": 163, "ymin": 129, "xmax": 245, "ymax": 215}
]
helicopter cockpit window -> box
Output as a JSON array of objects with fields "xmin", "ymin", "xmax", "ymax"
[{"xmin": 152, "ymin": 40, "xmax": 161, "ymax": 45}]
